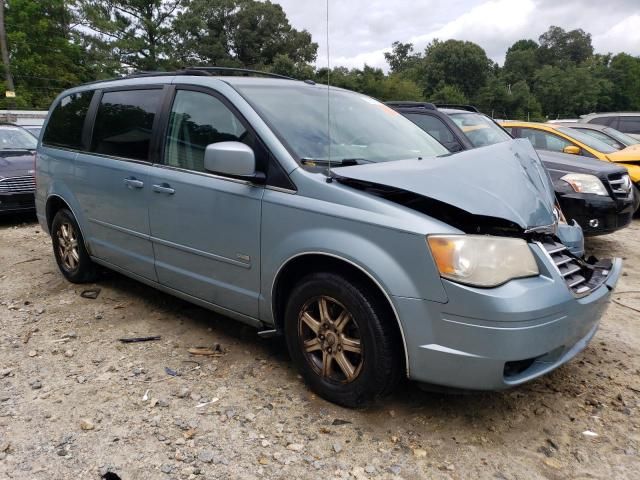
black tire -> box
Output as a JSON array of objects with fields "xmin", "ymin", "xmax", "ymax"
[
  {"xmin": 51, "ymin": 208, "xmax": 97, "ymax": 283},
  {"xmin": 284, "ymin": 272, "xmax": 403, "ymax": 407}
]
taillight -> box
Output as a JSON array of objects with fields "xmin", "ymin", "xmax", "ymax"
[{"xmin": 33, "ymin": 152, "xmax": 37, "ymax": 187}]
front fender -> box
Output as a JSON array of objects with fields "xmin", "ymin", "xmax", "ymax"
[{"xmin": 259, "ymin": 192, "xmax": 449, "ymax": 324}]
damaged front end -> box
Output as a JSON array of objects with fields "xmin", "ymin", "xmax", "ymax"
[{"xmin": 332, "ymin": 140, "xmax": 615, "ymax": 295}]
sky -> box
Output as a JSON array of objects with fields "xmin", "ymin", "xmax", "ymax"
[{"xmin": 273, "ymin": 0, "xmax": 640, "ymax": 70}]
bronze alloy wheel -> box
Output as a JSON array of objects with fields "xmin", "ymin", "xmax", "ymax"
[
  {"xmin": 56, "ymin": 221, "xmax": 80, "ymax": 271},
  {"xmin": 298, "ymin": 295, "xmax": 364, "ymax": 383}
]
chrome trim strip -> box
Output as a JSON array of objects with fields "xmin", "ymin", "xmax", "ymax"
[
  {"xmin": 151, "ymin": 235, "xmax": 251, "ymax": 269},
  {"xmin": 271, "ymin": 251, "xmax": 410, "ymax": 377},
  {"xmin": 88, "ymin": 218, "xmax": 150, "ymax": 240},
  {"xmin": 151, "ymin": 163, "xmax": 254, "ymax": 186},
  {"xmin": 89, "ymin": 217, "xmax": 250, "ymax": 268},
  {"xmin": 265, "ymin": 185, "xmax": 297, "ymax": 195}
]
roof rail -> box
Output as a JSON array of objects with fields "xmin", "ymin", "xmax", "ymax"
[
  {"xmin": 384, "ymin": 101, "xmax": 437, "ymax": 110},
  {"xmin": 433, "ymin": 104, "xmax": 479, "ymax": 113},
  {"xmin": 80, "ymin": 66, "xmax": 296, "ymax": 87},
  {"xmin": 181, "ymin": 66, "xmax": 295, "ymax": 80}
]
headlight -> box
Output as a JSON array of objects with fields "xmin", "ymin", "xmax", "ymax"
[
  {"xmin": 427, "ymin": 235, "xmax": 539, "ymax": 287},
  {"xmin": 561, "ymin": 173, "xmax": 607, "ymax": 196}
]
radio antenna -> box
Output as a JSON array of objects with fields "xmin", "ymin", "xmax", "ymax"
[{"xmin": 325, "ymin": 0, "xmax": 332, "ymax": 180}]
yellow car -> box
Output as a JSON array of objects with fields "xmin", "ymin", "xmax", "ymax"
[{"xmin": 501, "ymin": 121, "xmax": 640, "ymax": 185}]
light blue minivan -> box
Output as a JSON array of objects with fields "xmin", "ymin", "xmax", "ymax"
[{"xmin": 36, "ymin": 68, "xmax": 621, "ymax": 407}]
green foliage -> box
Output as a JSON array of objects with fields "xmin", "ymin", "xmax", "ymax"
[
  {"xmin": 2, "ymin": 6, "xmax": 640, "ymax": 120},
  {"xmin": 418, "ymin": 39, "xmax": 492, "ymax": 98},
  {"xmin": 78, "ymin": 0, "xmax": 184, "ymax": 72},
  {"xmin": 173, "ymin": 0, "xmax": 317, "ymax": 69},
  {"xmin": 1, "ymin": 0, "xmax": 104, "ymax": 109},
  {"xmin": 430, "ymin": 84, "xmax": 467, "ymax": 104}
]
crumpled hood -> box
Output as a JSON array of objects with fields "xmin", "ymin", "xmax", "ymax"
[
  {"xmin": 333, "ymin": 139, "xmax": 557, "ymax": 229},
  {"xmin": 0, "ymin": 149, "xmax": 35, "ymax": 178}
]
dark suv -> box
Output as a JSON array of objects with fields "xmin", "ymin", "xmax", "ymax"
[
  {"xmin": 387, "ymin": 102, "xmax": 638, "ymax": 236},
  {"xmin": 0, "ymin": 124, "xmax": 37, "ymax": 214}
]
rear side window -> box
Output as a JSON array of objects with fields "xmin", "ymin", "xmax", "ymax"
[
  {"xmin": 587, "ymin": 116, "xmax": 615, "ymax": 127},
  {"xmin": 91, "ymin": 89, "xmax": 162, "ymax": 161},
  {"xmin": 42, "ymin": 91, "xmax": 92, "ymax": 149},
  {"xmin": 619, "ymin": 116, "xmax": 640, "ymax": 134},
  {"xmin": 404, "ymin": 113, "xmax": 457, "ymax": 146}
]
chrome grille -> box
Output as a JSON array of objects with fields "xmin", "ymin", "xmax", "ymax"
[
  {"xmin": 0, "ymin": 175, "xmax": 35, "ymax": 194},
  {"xmin": 539, "ymin": 239, "xmax": 590, "ymax": 295},
  {"xmin": 608, "ymin": 173, "xmax": 632, "ymax": 199}
]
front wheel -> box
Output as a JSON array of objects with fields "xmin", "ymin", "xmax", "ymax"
[
  {"xmin": 284, "ymin": 272, "xmax": 402, "ymax": 407},
  {"xmin": 51, "ymin": 208, "xmax": 97, "ymax": 283}
]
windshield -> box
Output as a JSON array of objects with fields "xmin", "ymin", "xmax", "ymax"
[
  {"xmin": 558, "ymin": 127, "xmax": 617, "ymax": 153},
  {"xmin": 234, "ymin": 84, "xmax": 447, "ymax": 164},
  {"xmin": 603, "ymin": 127, "xmax": 639, "ymax": 147},
  {"xmin": 0, "ymin": 126, "xmax": 38, "ymax": 149},
  {"xmin": 448, "ymin": 112, "xmax": 511, "ymax": 147}
]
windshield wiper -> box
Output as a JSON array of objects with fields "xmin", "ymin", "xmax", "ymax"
[{"xmin": 301, "ymin": 158, "xmax": 372, "ymax": 167}]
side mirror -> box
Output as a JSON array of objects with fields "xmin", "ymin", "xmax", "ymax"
[
  {"xmin": 563, "ymin": 145, "xmax": 580, "ymax": 155},
  {"xmin": 203, "ymin": 141, "xmax": 265, "ymax": 183}
]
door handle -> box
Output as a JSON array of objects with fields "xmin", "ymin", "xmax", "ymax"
[
  {"xmin": 152, "ymin": 184, "xmax": 175, "ymax": 195},
  {"xmin": 123, "ymin": 177, "xmax": 144, "ymax": 189}
]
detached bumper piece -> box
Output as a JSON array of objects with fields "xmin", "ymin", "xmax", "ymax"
[{"xmin": 539, "ymin": 237, "xmax": 612, "ymax": 296}]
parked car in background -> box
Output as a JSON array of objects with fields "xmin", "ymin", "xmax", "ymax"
[
  {"xmin": 548, "ymin": 119, "xmax": 579, "ymax": 124},
  {"xmin": 36, "ymin": 69, "xmax": 621, "ymax": 406},
  {"xmin": 0, "ymin": 124, "xmax": 37, "ymax": 214},
  {"xmin": 22, "ymin": 125, "xmax": 42, "ymax": 138},
  {"xmin": 580, "ymin": 113, "xmax": 640, "ymax": 140},
  {"xmin": 388, "ymin": 102, "xmax": 637, "ymax": 236},
  {"xmin": 552, "ymin": 121, "xmax": 639, "ymax": 150},
  {"xmin": 502, "ymin": 121, "xmax": 640, "ymax": 187}
]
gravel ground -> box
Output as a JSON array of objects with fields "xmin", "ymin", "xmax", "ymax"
[{"xmin": 1, "ymin": 213, "xmax": 639, "ymax": 480}]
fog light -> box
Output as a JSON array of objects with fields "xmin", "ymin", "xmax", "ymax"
[{"xmin": 589, "ymin": 219, "xmax": 599, "ymax": 228}]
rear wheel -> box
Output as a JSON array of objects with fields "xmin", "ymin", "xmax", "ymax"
[
  {"xmin": 51, "ymin": 208, "xmax": 97, "ymax": 283},
  {"xmin": 284, "ymin": 272, "xmax": 402, "ymax": 407}
]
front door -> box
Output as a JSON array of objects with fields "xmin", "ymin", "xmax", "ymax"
[
  {"xmin": 74, "ymin": 87, "xmax": 165, "ymax": 281},
  {"xmin": 148, "ymin": 88, "xmax": 264, "ymax": 317}
]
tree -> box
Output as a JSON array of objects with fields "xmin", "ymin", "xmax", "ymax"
[
  {"xmin": 429, "ymin": 84, "xmax": 467, "ymax": 104},
  {"xmin": 2, "ymin": 0, "xmax": 101, "ymax": 108},
  {"xmin": 502, "ymin": 39, "xmax": 539, "ymax": 87},
  {"xmin": 78, "ymin": 0, "xmax": 184, "ymax": 72},
  {"xmin": 608, "ymin": 53, "xmax": 640, "ymax": 111},
  {"xmin": 174, "ymin": 0, "xmax": 317, "ymax": 69},
  {"xmin": 537, "ymin": 26, "xmax": 593, "ymax": 66},
  {"xmin": 384, "ymin": 41, "xmax": 421, "ymax": 74},
  {"xmin": 418, "ymin": 39, "xmax": 492, "ymax": 99}
]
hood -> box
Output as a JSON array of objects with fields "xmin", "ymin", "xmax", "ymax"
[
  {"xmin": 333, "ymin": 139, "xmax": 556, "ymax": 230},
  {"xmin": 0, "ymin": 149, "xmax": 35, "ymax": 178},
  {"xmin": 537, "ymin": 150, "xmax": 626, "ymax": 176},
  {"xmin": 606, "ymin": 146, "xmax": 640, "ymax": 164}
]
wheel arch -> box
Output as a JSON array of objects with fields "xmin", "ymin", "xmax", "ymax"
[
  {"xmin": 272, "ymin": 252, "xmax": 409, "ymax": 376},
  {"xmin": 45, "ymin": 194, "xmax": 91, "ymax": 254}
]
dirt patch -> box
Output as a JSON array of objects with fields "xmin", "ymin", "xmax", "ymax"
[{"xmin": 1, "ymin": 213, "xmax": 639, "ymax": 479}]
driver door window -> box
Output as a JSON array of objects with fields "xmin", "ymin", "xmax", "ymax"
[
  {"xmin": 519, "ymin": 128, "xmax": 573, "ymax": 152},
  {"xmin": 164, "ymin": 90, "xmax": 248, "ymax": 172}
]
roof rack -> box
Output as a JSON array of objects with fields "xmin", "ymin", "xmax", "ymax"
[
  {"xmin": 384, "ymin": 101, "xmax": 437, "ymax": 110},
  {"xmin": 179, "ymin": 66, "xmax": 295, "ymax": 80},
  {"xmin": 81, "ymin": 66, "xmax": 296, "ymax": 87},
  {"xmin": 433, "ymin": 104, "xmax": 479, "ymax": 113}
]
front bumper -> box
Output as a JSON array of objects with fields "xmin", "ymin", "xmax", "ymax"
[
  {"xmin": 396, "ymin": 246, "xmax": 622, "ymax": 390},
  {"xmin": 558, "ymin": 191, "xmax": 637, "ymax": 236},
  {"xmin": 0, "ymin": 192, "xmax": 35, "ymax": 214}
]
